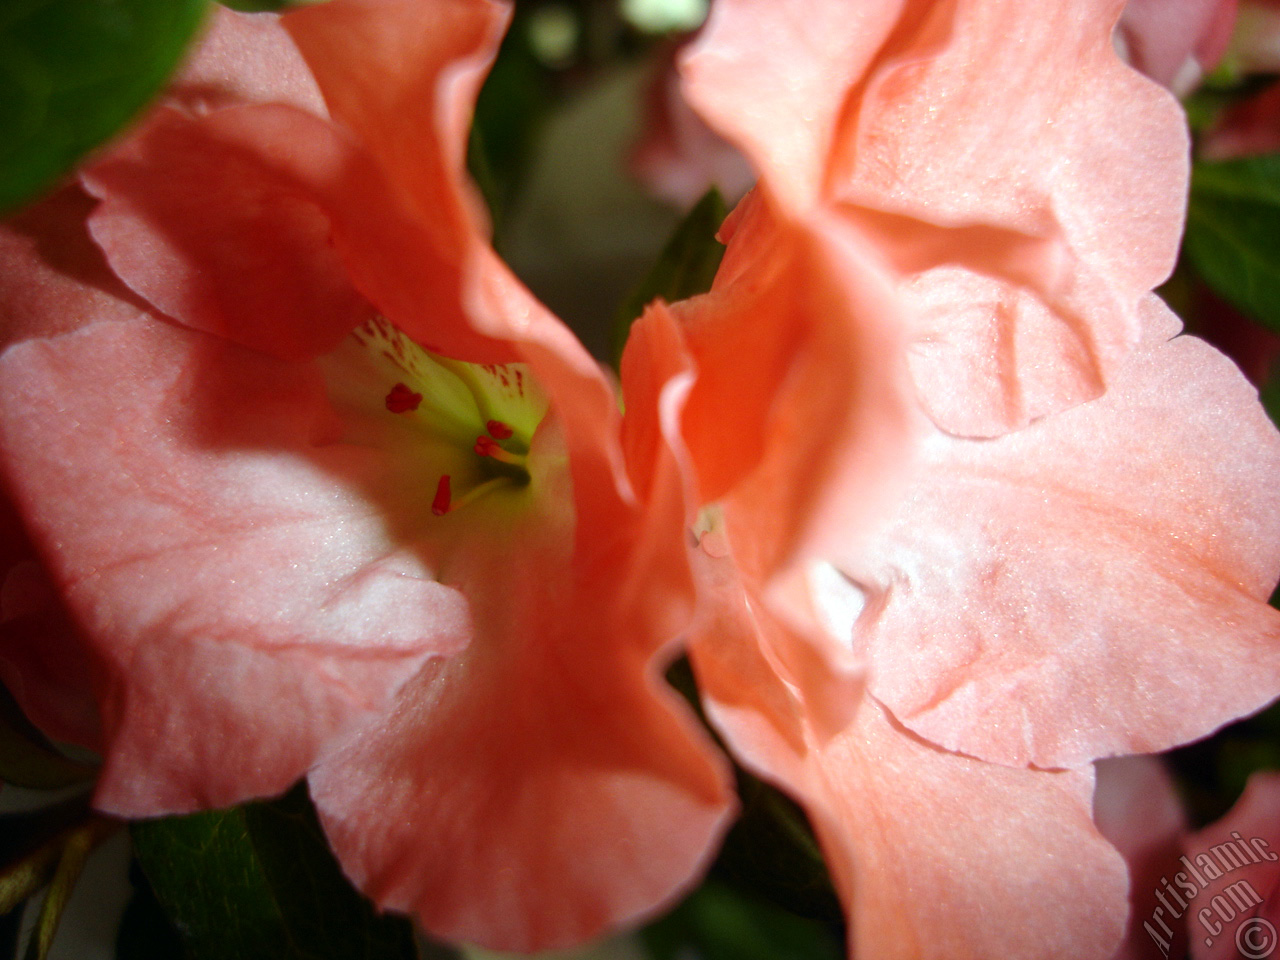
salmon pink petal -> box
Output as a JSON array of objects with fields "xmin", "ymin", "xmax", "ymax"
[
  {"xmin": 281, "ymin": 0, "xmax": 510, "ymax": 357},
  {"xmin": 630, "ymin": 44, "xmax": 755, "ymax": 209},
  {"xmin": 690, "ymin": 574, "xmax": 1128, "ymax": 960},
  {"xmin": 310, "ymin": 619, "xmax": 733, "ymax": 952},
  {"xmin": 679, "ymin": 0, "xmax": 907, "ymax": 210},
  {"xmin": 674, "ymin": 203, "xmax": 914, "ymax": 575},
  {"xmin": 83, "ymin": 106, "xmax": 375, "ymax": 362},
  {"xmin": 809, "ymin": 705, "xmax": 1127, "ymax": 960},
  {"xmin": 1094, "ymin": 756, "xmax": 1191, "ymax": 960},
  {"xmin": 0, "ymin": 185, "xmax": 150, "ymax": 349},
  {"xmin": 1118, "ymin": 0, "xmax": 1238, "ymax": 91},
  {"xmin": 683, "ymin": 0, "xmax": 1189, "ymax": 436},
  {"xmin": 0, "ymin": 489, "xmax": 104, "ymax": 751},
  {"xmin": 1186, "ymin": 772, "xmax": 1280, "ymax": 960},
  {"xmin": 841, "ymin": 299, "xmax": 1280, "ymax": 769},
  {"xmin": 0, "ymin": 317, "xmax": 470, "ymax": 815},
  {"xmin": 309, "ymin": 346, "xmax": 735, "ymax": 951},
  {"xmin": 285, "ymin": 0, "xmax": 503, "ymax": 235},
  {"xmin": 168, "ymin": 6, "xmax": 327, "ymax": 116}
]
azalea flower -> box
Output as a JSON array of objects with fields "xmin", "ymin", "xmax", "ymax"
[
  {"xmin": 627, "ymin": 0, "xmax": 1280, "ymax": 956},
  {"xmin": 1094, "ymin": 762, "xmax": 1280, "ymax": 960},
  {"xmin": 1118, "ymin": 0, "xmax": 1238, "ymax": 93},
  {"xmin": 1184, "ymin": 771, "xmax": 1280, "ymax": 960},
  {"xmin": 0, "ymin": 0, "xmax": 735, "ymax": 950},
  {"xmin": 1094, "ymin": 756, "xmax": 1192, "ymax": 960}
]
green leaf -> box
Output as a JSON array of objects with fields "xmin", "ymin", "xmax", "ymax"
[
  {"xmin": 0, "ymin": 684, "xmax": 96, "ymax": 791},
  {"xmin": 613, "ymin": 188, "xmax": 727, "ymax": 365},
  {"xmin": 710, "ymin": 772, "xmax": 843, "ymax": 925},
  {"xmin": 131, "ymin": 782, "xmax": 421, "ymax": 960},
  {"xmin": 1185, "ymin": 153, "xmax": 1280, "ymax": 335},
  {"xmin": 0, "ymin": 0, "xmax": 208, "ymax": 216},
  {"xmin": 642, "ymin": 880, "xmax": 842, "ymax": 960}
]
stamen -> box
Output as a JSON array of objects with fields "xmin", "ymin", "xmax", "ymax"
[
  {"xmin": 486, "ymin": 419, "xmax": 514, "ymax": 439},
  {"xmin": 385, "ymin": 383, "xmax": 423, "ymax": 413},
  {"xmin": 474, "ymin": 435, "xmax": 526, "ymax": 466},
  {"xmin": 431, "ymin": 475, "xmax": 452, "ymax": 516},
  {"xmin": 447, "ymin": 478, "xmax": 511, "ymax": 513}
]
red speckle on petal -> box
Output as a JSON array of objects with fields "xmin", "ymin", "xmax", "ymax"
[
  {"xmin": 431, "ymin": 475, "xmax": 452, "ymax": 516},
  {"xmin": 474, "ymin": 435, "xmax": 499, "ymax": 457},
  {"xmin": 486, "ymin": 419, "xmax": 513, "ymax": 439},
  {"xmin": 385, "ymin": 382, "xmax": 422, "ymax": 413}
]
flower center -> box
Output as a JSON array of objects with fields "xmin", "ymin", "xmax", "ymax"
[{"xmin": 321, "ymin": 317, "xmax": 548, "ymax": 518}]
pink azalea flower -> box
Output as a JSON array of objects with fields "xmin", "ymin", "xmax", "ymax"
[
  {"xmin": 1184, "ymin": 772, "xmax": 1280, "ymax": 960},
  {"xmin": 681, "ymin": 0, "xmax": 1190, "ymax": 442},
  {"xmin": 629, "ymin": 42, "xmax": 755, "ymax": 209},
  {"xmin": 1094, "ymin": 756, "xmax": 1192, "ymax": 960},
  {"xmin": 623, "ymin": 0, "xmax": 1280, "ymax": 955},
  {"xmin": 0, "ymin": 1, "xmax": 735, "ymax": 950},
  {"xmin": 1117, "ymin": 0, "xmax": 1238, "ymax": 93}
]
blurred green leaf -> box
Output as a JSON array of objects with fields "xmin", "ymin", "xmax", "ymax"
[
  {"xmin": 642, "ymin": 880, "xmax": 842, "ymax": 960},
  {"xmin": 470, "ymin": 7, "xmax": 557, "ymax": 234},
  {"xmin": 710, "ymin": 771, "xmax": 843, "ymax": 925},
  {"xmin": 613, "ymin": 188, "xmax": 726, "ymax": 364},
  {"xmin": 1185, "ymin": 153, "xmax": 1280, "ymax": 335},
  {"xmin": 0, "ymin": 685, "xmax": 96, "ymax": 791},
  {"xmin": 131, "ymin": 782, "xmax": 420, "ymax": 960},
  {"xmin": 0, "ymin": 0, "xmax": 208, "ymax": 216}
]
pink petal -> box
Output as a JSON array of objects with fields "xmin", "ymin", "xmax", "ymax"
[
  {"xmin": 1118, "ymin": 0, "xmax": 1238, "ymax": 91},
  {"xmin": 282, "ymin": 0, "xmax": 509, "ymax": 358},
  {"xmin": 168, "ymin": 6, "xmax": 328, "ymax": 116},
  {"xmin": 689, "ymin": 569, "xmax": 1128, "ymax": 960},
  {"xmin": 1186, "ymin": 772, "xmax": 1280, "ymax": 960},
  {"xmin": 83, "ymin": 106, "xmax": 375, "ymax": 362},
  {"xmin": 683, "ymin": 0, "xmax": 1189, "ymax": 436},
  {"xmin": 0, "ymin": 185, "xmax": 149, "ymax": 350},
  {"xmin": 842, "ymin": 298, "xmax": 1280, "ymax": 768},
  {"xmin": 630, "ymin": 44, "xmax": 755, "ymax": 209},
  {"xmin": 814, "ymin": 704, "xmax": 1128, "ymax": 960},
  {"xmin": 1095, "ymin": 756, "xmax": 1191, "ymax": 960},
  {"xmin": 679, "ymin": 0, "xmax": 908, "ymax": 210},
  {"xmin": 0, "ymin": 317, "xmax": 471, "ymax": 814},
  {"xmin": 309, "ymin": 325, "xmax": 735, "ymax": 951},
  {"xmin": 0, "ymin": 488, "xmax": 104, "ymax": 751},
  {"xmin": 673, "ymin": 200, "xmax": 914, "ymax": 575}
]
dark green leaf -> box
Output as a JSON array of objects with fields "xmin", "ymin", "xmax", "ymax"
[
  {"xmin": 613, "ymin": 188, "xmax": 727, "ymax": 365},
  {"xmin": 131, "ymin": 782, "xmax": 421, "ymax": 960},
  {"xmin": 0, "ymin": 0, "xmax": 208, "ymax": 215},
  {"xmin": 710, "ymin": 771, "xmax": 843, "ymax": 925},
  {"xmin": 0, "ymin": 684, "xmax": 96, "ymax": 791},
  {"xmin": 642, "ymin": 880, "xmax": 842, "ymax": 960},
  {"xmin": 470, "ymin": 7, "xmax": 557, "ymax": 234},
  {"xmin": 1185, "ymin": 153, "xmax": 1280, "ymax": 335}
]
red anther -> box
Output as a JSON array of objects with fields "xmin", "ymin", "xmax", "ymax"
[
  {"xmin": 385, "ymin": 382, "xmax": 423, "ymax": 413},
  {"xmin": 486, "ymin": 419, "xmax": 513, "ymax": 439},
  {"xmin": 431, "ymin": 475, "xmax": 452, "ymax": 516},
  {"xmin": 474, "ymin": 435, "xmax": 500, "ymax": 457}
]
